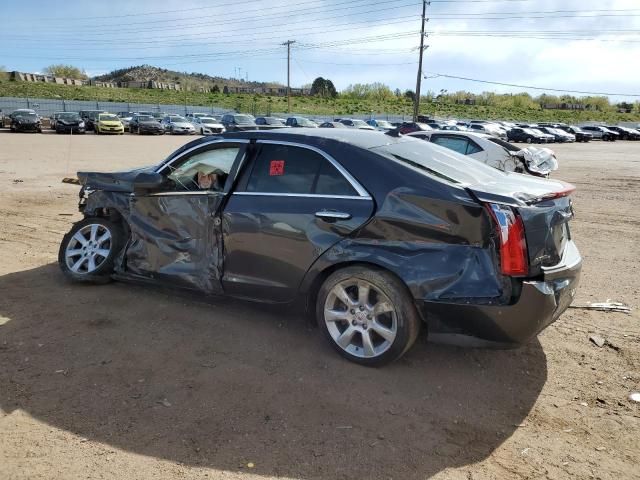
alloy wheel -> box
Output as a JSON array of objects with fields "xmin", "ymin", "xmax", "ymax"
[
  {"xmin": 324, "ymin": 279, "xmax": 397, "ymax": 358},
  {"xmin": 64, "ymin": 224, "xmax": 112, "ymax": 274}
]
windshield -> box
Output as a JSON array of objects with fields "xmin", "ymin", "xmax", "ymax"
[
  {"xmin": 352, "ymin": 120, "xmax": 369, "ymax": 127},
  {"xmin": 376, "ymin": 120, "xmax": 393, "ymax": 128},
  {"xmin": 200, "ymin": 118, "xmax": 219, "ymax": 124},
  {"xmin": 523, "ymin": 128, "xmax": 539, "ymax": 135},
  {"xmin": 371, "ymin": 137, "xmax": 505, "ymax": 186},
  {"xmin": 137, "ymin": 115, "xmax": 154, "ymax": 121},
  {"xmin": 488, "ymin": 137, "xmax": 520, "ymax": 152},
  {"xmin": 235, "ymin": 115, "xmax": 254, "ymax": 124},
  {"xmin": 169, "ymin": 116, "xmax": 186, "ymax": 122},
  {"xmin": 569, "ymin": 125, "xmax": 583, "ymax": 132},
  {"xmin": 59, "ymin": 113, "xmax": 80, "ymax": 121},
  {"xmin": 99, "ymin": 114, "xmax": 119, "ymax": 122},
  {"xmin": 16, "ymin": 112, "xmax": 37, "ymax": 119}
]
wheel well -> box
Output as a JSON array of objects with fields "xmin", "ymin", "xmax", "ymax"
[
  {"xmin": 304, "ymin": 260, "xmax": 418, "ymax": 318},
  {"xmin": 84, "ymin": 207, "xmax": 130, "ymax": 237}
]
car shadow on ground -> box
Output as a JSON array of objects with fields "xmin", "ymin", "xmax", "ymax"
[{"xmin": 0, "ymin": 264, "xmax": 547, "ymax": 479}]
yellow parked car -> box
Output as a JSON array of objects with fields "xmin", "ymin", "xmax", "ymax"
[{"xmin": 95, "ymin": 113, "xmax": 125, "ymax": 135}]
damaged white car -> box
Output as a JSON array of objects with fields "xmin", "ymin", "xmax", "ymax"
[{"xmin": 407, "ymin": 130, "xmax": 558, "ymax": 177}]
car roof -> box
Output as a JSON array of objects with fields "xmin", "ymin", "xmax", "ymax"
[{"xmin": 211, "ymin": 127, "xmax": 406, "ymax": 149}]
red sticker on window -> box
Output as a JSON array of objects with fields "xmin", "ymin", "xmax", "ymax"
[{"xmin": 269, "ymin": 160, "xmax": 285, "ymax": 176}]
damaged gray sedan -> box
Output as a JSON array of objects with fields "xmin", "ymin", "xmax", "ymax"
[{"xmin": 58, "ymin": 130, "xmax": 582, "ymax": 366}]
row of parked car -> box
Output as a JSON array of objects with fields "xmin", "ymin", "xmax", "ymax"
[
  {"xmin": 392, "ymin": 120, "xmax": 640, "ymax": 143},
  {"xmin": 4, "ymin": 108, "xmax": 640, "ymax": 144}
]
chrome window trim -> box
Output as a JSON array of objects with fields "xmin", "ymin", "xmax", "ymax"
[
  {"xmin": 253, "ymin": 139, "xmax": 370, "ymax": 198},
  {"xmin": 146, "ymin": 191, "xmax": 222, "ymax": 197},
  {"xmin": 233, "ymin": 192, "xmax": 371, "ymax": 200},
  {"xmin": 155, "ymin": 138, "xmax": 250, "ymax": 174}
]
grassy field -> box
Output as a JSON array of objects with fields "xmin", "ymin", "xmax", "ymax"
[{"xmin": 1, "ymin": 79, "xmax": 639, "ymax": 122}]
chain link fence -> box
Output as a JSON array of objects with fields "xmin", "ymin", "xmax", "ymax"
[{"xmin": 0, "ymin": 96, "xmax": 412, "ymax": 124}]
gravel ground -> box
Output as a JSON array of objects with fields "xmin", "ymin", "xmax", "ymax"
[{"xmin": 0, "ymin": 131, "xmax": 638, "ymax": 480}]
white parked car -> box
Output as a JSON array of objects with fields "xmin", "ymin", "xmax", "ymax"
[
  {"xmin": 407, "ymin": 130, "xmax": 558, "ymax": 177},
  {"xmin": 467, "ymin": 122, "xmax": 508, "ymax": 139},
  {"xmin": 193, "ymin": 116, "xmax": 225, "ymax": 135}
]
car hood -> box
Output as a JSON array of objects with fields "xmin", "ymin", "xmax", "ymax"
[
  {"xmin": 58, "ymin": 119, "xmax": 82, "ymax": 125},
  {"xmin": 139, "ymin": 121, "xmax": 162, "ymax": 126},
  {"xmin": 78, "ymin": 165, "xmax": 157, "ymax": 192},
  {"xmin": 201, "ymin": 122, "xmax": 224, "ymax": 128},
  {"xmin": 99, "ymin": 121, "xmax": 122, "ymax": 126},
  {"xmin": 170, "ymin": 122, "xmax": 194, "ymax": 128},
  {"xmin": 14, "ymin": 117, "xmax": 39, "ymax": 123}
]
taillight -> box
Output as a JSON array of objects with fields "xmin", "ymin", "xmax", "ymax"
[{"xmin": 486, "ymin": 204, "xmax": 529, "ymax": 276}]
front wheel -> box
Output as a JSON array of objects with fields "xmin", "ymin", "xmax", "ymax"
[
  {"xmin": 316, "ymin": 267, "xmax": 421, "ymax": 366},
  {"xmin": 525, "ymin": 137, "xmax": 532, "ymax": 144},
  {"xmin": 58, "ymin": 217, "xmax": 125, "ymax": 284}
]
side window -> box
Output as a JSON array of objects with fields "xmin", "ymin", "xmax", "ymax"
[
  {"xmin": 431, "ymin": 136, "xmax": 470, "ymax": 155},
  {"xmin": 244, "ymin": 144, "xmax": 357, "ymax": 196},
  {"xmin": 465, "ymin": 141, "xmax": 483, "ymax": 155},
  {"xmin": 315, "ymin": 160, "xmax": 358, "ymax": 196},
  {"xmin": 167, "ymin": 146, "xmax": 240, "ymax": 191}
]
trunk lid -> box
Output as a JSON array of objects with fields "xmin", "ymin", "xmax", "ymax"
[{"xmin": 467, "ymin": 174, "xmax": 575, "ymax": 273}]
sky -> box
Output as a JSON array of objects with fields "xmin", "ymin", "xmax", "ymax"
[{"xmin": 1, "ymin": 0, "xmax": 640, "ymax": 101}]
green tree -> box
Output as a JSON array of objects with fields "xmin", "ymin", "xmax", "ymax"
[
  {"xmin": 43, "ymin": 64, "xmax": 88, "ymax": 79},
  {"xmin": 310, "ymin": 77, "xmax": 337, "ymax": 98},
  {"xmin": 404, "ymin": 90, "xmax": 416, "ymax": 102},
  {"xmin": 211, "ymin": 84, "xmax": 220, "ymax": 94}
]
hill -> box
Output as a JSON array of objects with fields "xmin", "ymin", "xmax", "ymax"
[{"xmin": 93, "ymin": 65, "xmax": 283, "ymax": 91}]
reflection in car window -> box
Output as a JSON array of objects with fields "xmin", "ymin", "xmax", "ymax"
[
  {"xmin": 168, "ymin": 147, "xmax": 240, "ymax": 191},
  {"xmin": 245, "ymin": 144, "xmax": 356, "ymax": 196},
  {"xmin": 431, "ymin": 136, "xmax": 469, "ymax": 155},
  {"xmin": 465, "ymin": 141, "xmax": 483, "ymax": 155}
]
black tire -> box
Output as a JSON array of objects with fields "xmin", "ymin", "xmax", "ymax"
[
  {"xmin": 316, "ymin": 266, "xmax": 421, "ymax": 367},
  {"xmin": 58, "ymin": 217, "xmax": 125, "ymax": 284},
  {"xmin": 525, "ymin": 137, "xmax": 532, "ymax": 143}
]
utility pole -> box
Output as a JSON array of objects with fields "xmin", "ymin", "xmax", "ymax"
[
  {"xmin": 413, "ymin": 0, "xmax": 428, "ymax": 122},
  {"xmin": 282, "ymin": 40, "xmax": 296, "ymax": 113}
]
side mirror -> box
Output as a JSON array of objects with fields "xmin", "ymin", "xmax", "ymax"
[{"xmin": 133, "ymin": 172, "xmax": 164, "ymax": 191}]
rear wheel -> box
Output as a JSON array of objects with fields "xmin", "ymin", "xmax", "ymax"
[
  {"xmin": 58, "ymin": 217, "xmax": 125, "ymax": 284},
  {"xmin": 525, "ymin": 137, "xmax": 532, "ymax": 144},
  {"xmin": 316, "ymin": 266, "xmax": 421, "ymax": 366}
]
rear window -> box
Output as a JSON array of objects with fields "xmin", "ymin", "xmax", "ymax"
[
  {"xmin": 488, "ymin": 137, "xmax": 520, "ymax": 152},
  {"xmin": 371, "ymin": 138, "xmax": 505, "ymax": 186}
]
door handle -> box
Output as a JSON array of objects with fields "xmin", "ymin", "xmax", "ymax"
[{"xmin": 315, "ymin": 210, "xmax": 352, "ymax": 221}]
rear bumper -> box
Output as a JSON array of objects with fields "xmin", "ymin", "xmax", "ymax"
[{"xmin": 421, "ymin": 240, "xmax": 582, "ymax": 347}]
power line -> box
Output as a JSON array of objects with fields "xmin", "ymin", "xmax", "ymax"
[
  {"xmin": 428, "ymin": 7, "xmax": 640, "ymax": 16},
  {"xmin": 425, "ymin": 13, "xmax": 640, "ymax": 19},
  {"xmin": 424, "ymin": 72, "xmax": 640, "ymax": 97},
  {"xmin": 26, "ymin": 0, "xmax": 420, "ymax": 36},
  {"xmin": 428, "ymin": 32, "xmax": 640, "ymax": 43},
  {"xmin": 0, "ymin": 31, "xmax": 419, "ymax": 62}
]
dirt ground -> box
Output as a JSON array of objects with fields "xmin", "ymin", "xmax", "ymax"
[{"xmin": 0, "ymin": 131, "xmax": 638, "ymax": 480}]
